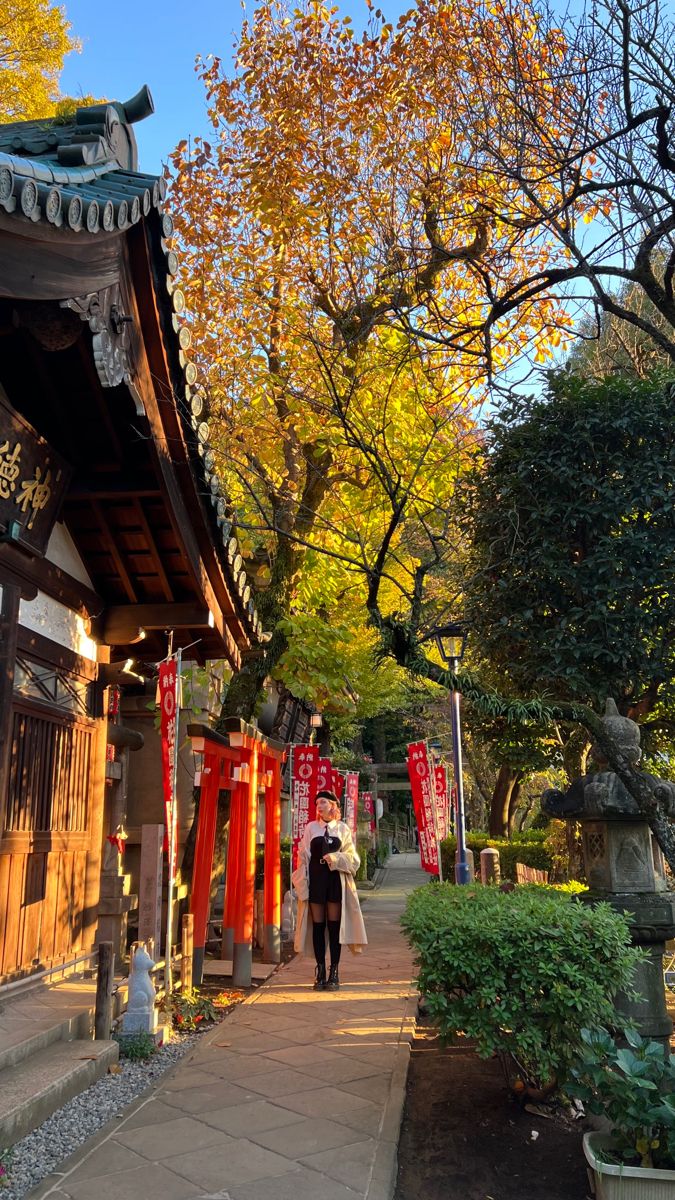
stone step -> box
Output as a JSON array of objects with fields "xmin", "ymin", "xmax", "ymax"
[
  {"xmin": 0, "ymin": 1038, "xmax": 119, "ymax": 1148},
  {"xmin": 0, "ymin": 1006, "xmax": 95, "ymax": 1074}
]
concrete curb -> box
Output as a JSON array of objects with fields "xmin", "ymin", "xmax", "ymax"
[{"xmin": 365, "ymin": 990, "xmax": 419, "ymax": 1200}]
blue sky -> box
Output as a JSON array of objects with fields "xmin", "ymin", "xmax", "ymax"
[{"xmin": 60, "ymin": 1, "xmax": 410, "ymax": 174}]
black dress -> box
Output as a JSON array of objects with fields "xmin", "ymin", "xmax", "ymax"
[{"xmin": 308, "ymin": 827, "xmax": 343, "ymax": 905}]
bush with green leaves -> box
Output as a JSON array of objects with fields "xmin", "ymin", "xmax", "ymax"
[
  {"xmin": 114, "ymin": 1030, "xmax": 157, "ymax": 1061},
  {"xmin": 568, "ymin": 1027, "xmax": 675, "ymax": 1170},
  {"xmin": 401, "ymin": 883, "xmax": 641, "ymax": 1090},
  {"xmin": 0, "ymin": 1147, "xmax": 12, "ymax": 1187},
  {"xmin": 440, "ymin": 831, "xmax": 553, "ymax": 881}
]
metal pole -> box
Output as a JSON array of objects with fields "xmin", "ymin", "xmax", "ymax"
[{"xmin": 450, "ymin": 658, "xmax": 470, "ymax": 885}]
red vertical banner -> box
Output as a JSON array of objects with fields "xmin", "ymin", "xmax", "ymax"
[
  {"xmin": 406, "ymin": 741, "xmax": 439, "ymax": 874},
  {"xmin": 331, "ymin": 768, "xmax": 345, "ymax": 801},
  {"xmin": 344, "ymin": 772, "xmax": 359, "ymax": 837},
  {"xmin": 362, "ymin": 791, "xmax": 375, "ymax": 835},
  {"xmin": 158, "ymin": 659, "xmax": 178, "ymax": 873},
  {"xmin": 291, "ymin": 745, "xmax": 319, "ymax": 869},
  {"xmin": 434, "ymin": 764, "xmax": 449, "ymax": 842},
  {"xmin": 316, "ymin": 757, "xmax": 332, "ymax": 793}
]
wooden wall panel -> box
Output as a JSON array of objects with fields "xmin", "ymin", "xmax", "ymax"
[
  {"xmin": 0, "ymin": 852, "xmax": 10, "ymax": 975},
  {"xmin": 1, "ymin": 853, "xmax": 25, "ymax": 975}
]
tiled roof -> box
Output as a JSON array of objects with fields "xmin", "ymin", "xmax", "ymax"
[{"xmin": 0, "ymin": 88, "xmax": 260, "ymax": 644}]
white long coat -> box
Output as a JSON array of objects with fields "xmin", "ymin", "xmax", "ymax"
[{"xmin": 292, "ymin": 819, "xmax": 368, "ymax": 956}]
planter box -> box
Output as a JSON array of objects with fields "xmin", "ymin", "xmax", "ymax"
[{"xmin": 584, "ymin": 1132, "xmax": 675, "ymax": 1199}]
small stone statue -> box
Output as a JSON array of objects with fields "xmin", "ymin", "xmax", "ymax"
[{"xmin": 122, "ymin": 944, "xmax": 158, "ymax": 1036}]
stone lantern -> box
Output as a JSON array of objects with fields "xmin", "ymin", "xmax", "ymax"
[{"xmin": 542, "ymin": 699, "xmax": 675, "ymax": 1043}]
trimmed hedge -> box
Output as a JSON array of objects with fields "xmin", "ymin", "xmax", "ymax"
[
  {"xmin": 441, "ymin": 832, "xmax": 552, "ymax": 882},
  {"xmin": 401, "ymin": 882, "xmax": 640, "ymax": 1090}
]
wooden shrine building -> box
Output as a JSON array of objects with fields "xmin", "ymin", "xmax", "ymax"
[{"xmin": 0, "ymin": 87, "xmax": 260, "ymax": 984}]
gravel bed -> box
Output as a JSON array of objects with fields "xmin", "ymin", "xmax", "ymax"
[{"xmin": 2, "ymin": 1028, "xmax": 204, "ymax": 1199}]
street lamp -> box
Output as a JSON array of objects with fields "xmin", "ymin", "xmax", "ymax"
[
  {"xmin": 309, "ymin": 711, "xmax": 322, "ymax": 745},
  {"xmin": 434, "ymin": 622, "xmax": 471, "ymax": 885}
]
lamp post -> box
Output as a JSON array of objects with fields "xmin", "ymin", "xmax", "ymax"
[{"xmin": 434, "ymin": 622, "xmax": 470, "ymax": 885}]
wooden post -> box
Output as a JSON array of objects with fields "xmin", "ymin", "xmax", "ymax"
[
  {"xmin": 94, "ymin": 941, "xmax": 115, "ymax": 1040},
  {"xmin": 263, "ymin": 759, "xmax": 282, "ymax": 963},
  {"xmin": 0, "ymin": 582, "xmax": 20, "ymax": 843},
  {"xmin": 222, "ymin": 774, "xmax": 245, "ymax": 961},
  {"xmin": 189, "ymin": 753, "xmax": 219, "ymax": 985},
  {"xmin": 233, "ymin": 745, "xmax": 258, "ymax": 987},
  {"xmin": 181, "ymin": 913, "xmax": 193, "ymax": 993}
]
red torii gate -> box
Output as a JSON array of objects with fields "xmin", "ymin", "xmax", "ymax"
[{"xmin": 187, "ymin": 720, "xmax": 286, "ymax": 987}]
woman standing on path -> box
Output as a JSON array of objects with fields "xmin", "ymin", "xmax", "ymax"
[{"xmin": 292, "ymin": 790, "xmax": 367, "ymax": 989}]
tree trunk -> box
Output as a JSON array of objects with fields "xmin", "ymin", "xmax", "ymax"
[
  {"xmin": 506, "ymin": 773, "xmax": 524, "ymax": 837},
  {"xmin": 489, "ymin": 764, "xmax": 519, "ymax": 837}
]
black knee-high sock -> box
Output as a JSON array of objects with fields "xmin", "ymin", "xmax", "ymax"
[
  {"xmin": 327, "ymin": 920, "xmax": 341, "ymax": 966},
  {"xmin": 312, "ymin": 921, "xmax": 326, "ymax": 966}
]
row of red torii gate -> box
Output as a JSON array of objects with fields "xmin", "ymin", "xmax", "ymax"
[{"xmin": 187, "ymin": 720, "xmax": 286, "ymax": 988}]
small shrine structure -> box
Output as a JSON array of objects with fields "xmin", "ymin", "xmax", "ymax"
[{"xmin": 0, "ymin": 88, "xmax": 260, "ymax": 983}]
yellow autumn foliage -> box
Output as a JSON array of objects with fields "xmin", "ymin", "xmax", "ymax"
[{"xmin": 0, "ymin": 1, "xmax": 78, "ymax": 122}]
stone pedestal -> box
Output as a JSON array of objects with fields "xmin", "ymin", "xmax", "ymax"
[{"xmin": 584, "ymin": 891, "xmax": 675, "ymax": 1041}]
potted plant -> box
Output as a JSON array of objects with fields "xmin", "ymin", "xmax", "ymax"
[{"xmin": 567, "ymin": 1026, "xmax": 675, "ymax": 1199}]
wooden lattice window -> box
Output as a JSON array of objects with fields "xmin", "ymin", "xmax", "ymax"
[
  {"xmin": 5, "ymin": 705, "xmax": 92, "ymax": 833},
  {"xmin": 13, "ymin": 656, "xmax": 91, "ymax": 718}
]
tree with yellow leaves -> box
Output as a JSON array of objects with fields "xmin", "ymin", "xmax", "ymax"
[
  {"xmin": 169, "ymin": 0, "xmax": 570, "ymax": 727},
  {"xmin": 0, "ymin": 1, "xmax": 77, "ymax": 122}
]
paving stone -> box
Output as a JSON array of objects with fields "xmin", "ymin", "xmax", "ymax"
[
  {"xmin": 338, "ymin": 1074, "xmax": 394, "ymax": 1103},
  {"xmin": 240, "ymin": 1067, "xmax": 324, "ymax": 1098},
  {"xmin": 163, "ymin": 1138, "xmax": 295, "ymax": 1190},
  {"xmin": 261, "ymin": 1044, "xmax": 344, "ymax": 1069},
  {"xmin": 116, "ymin": 1099, "xmax": 191, "ymax": 1131},
  {"xmin": 65, "ymin": 1140, "xmax": 148, "ymax": 1181},
  {"xmin": 199, "ymin": 1099, "xmax": 305, "ymax": 1137},
  {"xmin": 115, "ymin": 1115, "xmax": 232, "ymax": 1160},
  {"xmin": 229, "ymin": 1166, "xmax": 361, "ymax": 1200},
  {"xmin": 62, "ymin": 1161, "xmax": 202, "ymax": 1200},
  {"xmin": 248, "ymin": 1115, "xmax": 369, "ymax": 1159},
  {"xmin": 273, "ymin": 1085, "xmax": 378, "ymax": 1119},
  {"xmin": 161, "ymin": 1079, "xmax": 261, "ymax": 1114},
  {"xmin": 227, "ymin": 1033, "xmax": 296, "ymax": 1056},
  {"xmin": 301, "ymin": 1136, "xmax": 378, "ymax": 1194}
]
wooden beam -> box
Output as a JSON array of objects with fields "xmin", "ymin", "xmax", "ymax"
[
  {"xmin": 91, "ymin": 500, "xmax": 138, "ymax": 604},
  {"xmin": 101, "ymin": 602, "xmax": 213, "ymax": 645},
  {"xmin": 16, "ymin": 625, "xmax": 98, "ymax": 681},
  {"xmin": 134, "ymin": 500, "xmax": 173, "ymax": 602},
  {"xmin": 0, "ymin": 543, "xmax": 102, "ymax": 616}
]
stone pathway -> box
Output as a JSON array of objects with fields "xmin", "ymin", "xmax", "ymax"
[{"xmin": 31, "ymin": 854, "xmax": 426, "ymax": 1200}]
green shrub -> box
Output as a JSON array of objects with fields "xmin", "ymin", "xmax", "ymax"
[
  {"xmin": 114, "ymin": 1030, "xmax": 157, "ymax": 1061},
  {"xmin": 441, "ymin": 832, "xmax": 553, "ymax": 881},
  {"xmin": 401, "ymin": 883, "xmax": 641, "ymax": 1091},
  {"xmin": 568, "ymin": 1027, "xmax": 675, "ymax": 1170}
]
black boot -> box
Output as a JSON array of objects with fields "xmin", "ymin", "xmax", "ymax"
[
  {"xmin": 326, "ymin": 964, "xmax": 340, "ymax": 990},
  {"xmin": 313, "ymin": 963, "xmax": 326, "ymax": 990}
]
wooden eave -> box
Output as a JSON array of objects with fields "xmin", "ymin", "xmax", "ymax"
[{"xmin": 0, "ymin": 113, "xmax": 260, "ymax": 669}]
